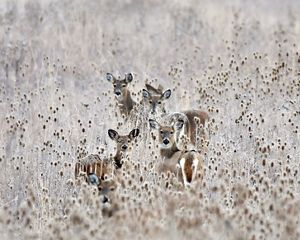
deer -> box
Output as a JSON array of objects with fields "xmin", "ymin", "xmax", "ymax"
[
  {"xmin": 125, "ymin": 83, "xmax": 172, "ymax": 144},
  {"xmin": 106, "ymin": 72, "xmax": 136, "ymax": 118},
  {"xmin": 75, "ymin": 128, "xmax": 140, "ymax": 205},
  {"xmin": 149, "ymin": 118, "xmax": 205, "ymax": 187},
  {"xmin": 83, "ymin": 169, "xmax": 120, "ymax": 217},
  {"xmin": 141, "ymin": 85, "xmax": 209, "ymax": 142},
  {"xmin": 142, "ymin": 83, "xmax": 172, "ymax": 118}
]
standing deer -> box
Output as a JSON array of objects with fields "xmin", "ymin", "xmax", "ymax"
[
  {"xmin": 149, "ymin": 118, "xmax": 204, "ymax": 187},
  {"xmin": 106, "ymin": 73, "xmax": 136, "ymax": 118}
]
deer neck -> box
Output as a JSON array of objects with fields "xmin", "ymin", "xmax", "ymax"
[
  {"xmin": 117, "ymin": 91, "xmax": 134, "ymax": 114},
  {"xmin": 160, "ymin": 143, "xmax": 180, "ymax": 160},
  {"xmin": 113, "ymin": 151, "xmax": 123, "ymax": 169}
]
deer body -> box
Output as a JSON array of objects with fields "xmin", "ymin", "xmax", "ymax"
[
  {"xmin": 106, "ymin": 73, "xmax": 136, "ymax": 118},
  {"xmin": 117, "ymin": 92, "xmax": 135, "ymax": 118},
  {"xmin": 168, "ymin": 110, "xmax": 209, "ymax": 152},
  {"xmin": 183, "ymin": 110, "xmax": 209, "ymax": 144},
  {"xmin": 158, "ymin": 141, "xmax": 181, "ymax": 174}
]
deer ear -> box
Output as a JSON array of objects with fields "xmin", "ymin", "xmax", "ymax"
[
  {"xmin": 108, "ymin": 129, "xmax": 119, "ymax": 140},
  {"xmin": 142, "ymin": 89, "xmax": 150, "ymax": 99},
  {"xmin": 106, "ymin": 73, "xmax": 114, "ymax": 82},
  {"xmin": 162, "ymin": 89, "xmax": 171, "ymax": 99},
  {"xmin": 174, "ymin": 119, "xmax": 184, "ymax": 130},
  {"xmin": 149, "ymin": 119, "xmax": 159, "ymax": 129},
  {"xmin": 129, "ymin": 128, "xmax": 140, "ymax": 139},
  {"xmin": 88, "ymin": 173, "xmax": 100, "ymax": 185},
  {"xmin": 125, "ymin": 73, "xmax": 133, "ymax": 83}
]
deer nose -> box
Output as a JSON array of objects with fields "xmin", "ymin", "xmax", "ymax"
[
  {"xmin": 163, "ymin": 139, "xmax": 169, "ymax": 145},
  {"xmin": 102, "ymin": 195, "xmax": 109, "ymax": 203},
  {"xmin": 122, "ymin": 145, "xmax": 128, "ymax": 150},
  {"xmin": 114, "ymin": 160, "xmax": 123, "ymax": 169},
  {"xmin": 115, "ymin": 90, "xmax": 121, "ymax": 96},
  {"xmin": 151, "ymin": 105, "xmax": 156, "ymax": 114}
]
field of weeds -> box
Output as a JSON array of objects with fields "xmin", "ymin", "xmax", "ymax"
[{"xmin": 0, "ymin": 0, "xmax": 300, "ymax": 239}]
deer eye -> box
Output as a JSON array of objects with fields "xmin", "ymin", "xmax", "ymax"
[
  {"xmin": 113, "ymin": 84, "xmax": 117, "ymax": 87},
  {"xmin": 160, "ymin": 130, "xmax": 164, "ymax": 134},
  {"xmin": 122, "ymin": 84, "xmax": 126, "ymax": 87},
  {"xmin": 170, "ymin": 131, "xmax": 174, "ymax": 134},
  {"xmin": 98, "ymin": 186, "xmax": 103, "ymax": 191},
  {"xmin": 149, "ymin": 100, "xmax": 153, "ymax": 104},
  {"xmin": 110, "ymin": 187, "xmax": 115, "ymax": 191},
  {"xmin": 158, "ymin": 101, "xmax": 162, "ymax": 104}
]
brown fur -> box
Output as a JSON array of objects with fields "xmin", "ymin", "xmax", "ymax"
[
  {"xmin": 75, "ymin": 158, "xmax": 119, "ymax": 217},
  {"xmin": 74, "ymin": 128, "xmax": 139, "ymax": 181},
  {"xmin": 74, "ymin": 128, "xmax": 139, "ymax": 214},
  {"xmin": 117, "ymin": 90, "xmax": 135, "ymax": 117},
  {"xmin": 74, "ymin": 157, "xmax": 119, "ymax": 217},
  {"xmin": 168, "ymin": 110, "xmax": 209, "ymax": 152},
  {"xmin": 159, "ymin": 143, "xmax": 181, "ymax": 174},
  {"xmin": 150, "ymin": 119, "xmax": 205, "ymax": 186},
  {"xmin": 184, "ymin": 110, "xmax": 209, "ymax": 127},
  {"xmin": 142, "ymin": 84, "xmax": 171, "ymax": 116},
  {"xmin": 145, "ymin": 83, "xmax": 164, "ymax": 95},
  {"xmin": 183, "ymin": 155, "xmax": 193, "ymax": 183},
  {"xmin": 74, "ymin": 154, "xmax": 113, "ymax": 181},
  {"xmin": 107, "ymin": 73, "xmax": 136, "ymax": 117},
  {"xmin": 178, "ymin": 150, "xmax": 205, "ymax": 186},
  {"xmin": 107, "ymin": 128, "xmax": 140, "ymax": 169},
  {"xmin": 157, "ymin": 151, "xmax": 182, "ymax": 175},
  {"xmin": 149, "ymin": 120, "xmax": 180, "ymax": 175}
]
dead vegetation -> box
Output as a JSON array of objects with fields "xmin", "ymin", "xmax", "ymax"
[{"xmin": 0, "ymin": 0, "xmax": 300, "ymax": 239}]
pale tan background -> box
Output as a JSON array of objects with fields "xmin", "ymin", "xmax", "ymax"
[{"xmin": 0, "ymin": 0, "xmax": 300, "ymax": 239}]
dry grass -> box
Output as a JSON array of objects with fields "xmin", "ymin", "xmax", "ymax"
[{"xmin": 0, "ymin": 0, "xmax": 300, "ymax": 239}]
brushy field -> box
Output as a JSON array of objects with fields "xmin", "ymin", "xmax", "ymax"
[{"xmin": 0, "ymin": 0, "xmax": 300, "ymax": 239}]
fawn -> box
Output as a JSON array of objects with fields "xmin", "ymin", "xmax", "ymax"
[{"xmin": 106, "ymin": 72, "xmax": 136, "ymax": 118}]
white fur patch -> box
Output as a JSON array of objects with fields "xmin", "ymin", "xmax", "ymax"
[
  {"xmin": 179, "ymin": 158, "xmax": 188, "ymax": 187},
  {"xmin": 179, "ymin": 157, "xmax": 186, "ymax": 169},
  {"xmin": 160, "ymin": 143, "xmax": 172, "ymax": 149}
]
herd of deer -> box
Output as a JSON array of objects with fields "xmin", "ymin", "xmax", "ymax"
[{"xmin": 74, "ymin": 73, "xmax": 209, "ymax": 213}]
